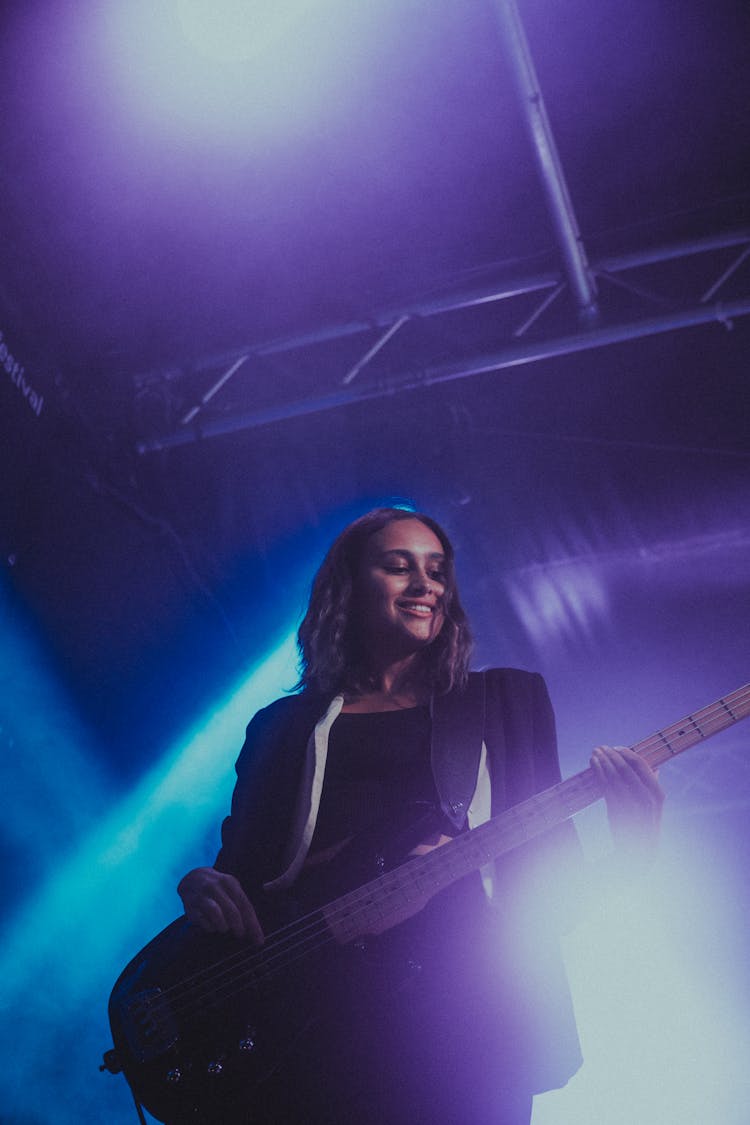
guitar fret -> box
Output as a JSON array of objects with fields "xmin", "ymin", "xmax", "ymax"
[
  {"xmin": 720, "ymin": 697, "xmax": 737, "ymax": 721},
  {"xmin": 657, "ymin": 729, "xmax": 676, "ymax": 755}
]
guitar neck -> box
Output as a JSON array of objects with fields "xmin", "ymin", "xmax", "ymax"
[{"xmin": 325, "ymin": 683, "xmax": 750, "ymax": 942}]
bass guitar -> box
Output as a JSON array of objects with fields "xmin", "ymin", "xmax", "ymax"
[{"xmin": 103, "ymin": 683, "xmax": 749, "ymax": 1122}]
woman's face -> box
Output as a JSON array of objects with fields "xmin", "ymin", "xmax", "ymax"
[{"xmin": 354, "ymin": 518, "xmax": 447, "ymax": 658}]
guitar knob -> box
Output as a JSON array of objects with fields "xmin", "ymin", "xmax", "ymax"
[
  {"xmin": 207, "ymin": 1059, "xmax": 224, "ymax": 1076},
  {"xmin": 239, "ymin": 1033, "xmax": 257, "ymax": 1052},
  {"xmin": 165, "ymin": 1067, "xmax": 182, "ymax": 1084}
]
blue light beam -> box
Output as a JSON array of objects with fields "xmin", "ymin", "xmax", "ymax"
[{"xmin": 0, "ymin": 628, "xmax": 298, "ymax": 1007}]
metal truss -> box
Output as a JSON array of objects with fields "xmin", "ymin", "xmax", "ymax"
[
  {"xmin": 133, "ymin": 0, "xmax": 750, "ymax": 454},
  {"xmin": 134, "ymin": 228, "xmax": 750, "ymax": 454}
]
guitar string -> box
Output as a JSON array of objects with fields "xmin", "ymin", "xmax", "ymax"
[
  {"xmin": 147, "ymin": 687, "xmax": 750, "ymax": 1029},
  {"xmin": 150, "ymin": 843, "xmax": 484, "ymax": 1031},
  {"xmin": 150, "ymin": 830, "xmax": 485, "ymax": 1026},
  {"xmin": 148, "ymin": 772, "xmax": 588, "ymax": 1030},
  {"xmin": 158, "ymin": 678, "xmax": 750, "ymax": 1007},
  {"xmin": 146, "ymin": 688, "xmax": 750, "ymax": 1030},
  {"xmin": 147, "ymin": 745, "xmax": 749, "ymax": 1033},
  {"xmin": 147, "ymin": 687, "xmax": 750, "ymax": 1033},
  {"xmin": 153, "ymin": 755, "xmax": 616, "ymax": 1019}
]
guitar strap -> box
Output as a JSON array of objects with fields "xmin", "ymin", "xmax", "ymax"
[{"xmin": 430, "ymin": 670, "xmax": 488, "ymax": 831}]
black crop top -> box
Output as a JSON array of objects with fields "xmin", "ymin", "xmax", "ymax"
[{"xmin": 310, "ymin": 706, "xmax": 439, "ymax": 852}]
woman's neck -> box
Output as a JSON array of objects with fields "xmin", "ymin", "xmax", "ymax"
[{"xmin": 341, "ymin": 659, "xmax": 430, "ymax": 713}]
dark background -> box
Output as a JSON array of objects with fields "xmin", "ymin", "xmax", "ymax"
[{"xmin": 0, "ymin": 2, "xmax": 748, "ymax": 1121}]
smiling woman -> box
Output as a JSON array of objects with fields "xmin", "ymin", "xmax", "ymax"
[
  {"xmin": 296, "ymin": 508, "xmax": 472, "ymax": 707},
  {"xmin": 356, "ymin": 519, "xmax": 447, "ymax": 648},
  {"xmin": 162, "ymin": 506, "xmax": 664, "ymax": 1125}
]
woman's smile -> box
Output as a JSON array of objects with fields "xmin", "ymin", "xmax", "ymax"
[{"xmin": 356, "ymin": 518, "xmax": 447, "ymax": 654}]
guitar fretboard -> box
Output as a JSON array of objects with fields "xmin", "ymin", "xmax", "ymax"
[{"xmin": 324, "ymin": 683, "xmax": 750, "ymax": 942}]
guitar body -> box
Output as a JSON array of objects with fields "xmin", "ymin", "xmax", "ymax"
[
  {"xmin": 110, "ymin": 919, "xmax": 283, "ymax": 1122},
  {"xmin": 108, "ymin": 812, "xmax": 443, "ymax": 1123},
  {"xmin": 110, "ymin": 916, "xmax": 396, "ymax": 1122}
]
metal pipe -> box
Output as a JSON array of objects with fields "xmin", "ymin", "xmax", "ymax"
[
  {"xmin": 341, "ymin": 315, "xmax": 410, "ymax": 386},
  {"xmin": 700, "ymin": 245, "xmax": 750, "ymax": 303},
  {"xmin": 596, "ymin": 228, "xmax": 750, "ymax": 273},
  {"xmin": 136, "ymin": 295, "xmax": 750, "ymax": 453},
  {"xmin": 180, "ymin": 353, "xmax": 250, "ymax": 425},
  {"xmin": 492, "ymin": 0, "xmax": 598, "ymax": 319},
  {"xmin": 133, "ymin": 269, "xmax": 560, "ymax": 387},
  {"xmin": 132, "ymin": 229, "xmax": 750, "ymax": 390}
]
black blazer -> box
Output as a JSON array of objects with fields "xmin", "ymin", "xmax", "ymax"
[{"xmin": 214, "ymin": 668, "xmax": 585, "ymax": 1092}]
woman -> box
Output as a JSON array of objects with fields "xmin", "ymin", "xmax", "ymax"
[{"xmin": 177, "ymin": 507, "xmax": 664, "ymax": 1124}]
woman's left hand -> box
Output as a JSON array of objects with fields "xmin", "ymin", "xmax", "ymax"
[{"xmin": 590, "ymin": 745, "xmax": 666, "ymax": 870}]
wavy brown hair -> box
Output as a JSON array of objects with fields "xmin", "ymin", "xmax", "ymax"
[{"xmin": 296, "ymin": 508, "xmax": 473, "ymax": 697}]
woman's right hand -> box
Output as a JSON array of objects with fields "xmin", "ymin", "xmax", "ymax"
[{"xmin": 177, "ymin": 866, "xmax": 264, "ymax": 944}]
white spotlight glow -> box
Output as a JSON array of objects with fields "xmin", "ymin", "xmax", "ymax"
[{"xmin": 532, "ymin": 819, "xmax": 749, "ymax": 1124}]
